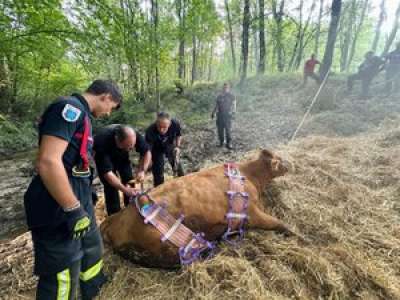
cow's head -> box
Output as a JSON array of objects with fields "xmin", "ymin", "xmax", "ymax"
[{"xmin": 259, "ymin": 149, "xmax": 289, "ymax": 178}]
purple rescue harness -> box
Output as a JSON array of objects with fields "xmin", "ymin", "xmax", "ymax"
[
  {"xmin": 132, "ymin": 162, "xmax": 249, "ymax": 265},
  {"xmin": 133, "ymin": 194, "xmax": 215, "ymax": 265},
  {"xmin": 222, "ymin": 162, "xmax": 249, "ymax": 244}
]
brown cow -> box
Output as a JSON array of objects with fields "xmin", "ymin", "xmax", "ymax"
[{"xmin": 101, "ymin": 149, "xmax": 295, "ymax": 268}]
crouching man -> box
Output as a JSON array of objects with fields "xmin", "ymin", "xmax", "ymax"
[{"xmin": 93, "ymin": 124, "xmax": 151, "ymax": 215}]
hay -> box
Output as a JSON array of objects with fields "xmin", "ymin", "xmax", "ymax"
[{"xmin": 2, "ymin": 120, "xmax": 399, "ymax": 299}]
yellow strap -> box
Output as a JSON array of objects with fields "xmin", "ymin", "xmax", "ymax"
[
  {"xmin": 80, "ymin": 259, "xmax": 103, "ymax": 282},
  {"xmin": 57, "ymin": 269, "xmax": 71, "ymax": 300}
]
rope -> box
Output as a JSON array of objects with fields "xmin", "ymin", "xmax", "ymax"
[{"xmin": 289, "ymin": 69, "xmax": 331, "ymax": 143}]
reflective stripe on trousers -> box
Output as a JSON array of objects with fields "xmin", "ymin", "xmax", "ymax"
[
  {"xmin": 56, "ymin": 269, "xmax": 71, "ymax": 300},
  {"xmin": 80, "ymin": 259, "xmax": 103, "ymax": 282}
]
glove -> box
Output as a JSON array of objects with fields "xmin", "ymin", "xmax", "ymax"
[
  {"xmin": 65, "ymin": 204, "xmax": 91, "ymax": 240},
  {"xmin": 211, "ymin": 113, "xmax": 215, "ymax": 120}
]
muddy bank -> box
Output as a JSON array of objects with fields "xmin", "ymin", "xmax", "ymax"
[{"xmin": 0, "ymin": 155, "xmax": 34, "ymax": 240}]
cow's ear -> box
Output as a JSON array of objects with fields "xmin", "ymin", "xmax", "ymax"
[{"xmin": 259, "ymin": 149, "xmax": 273, "ymax": 161}]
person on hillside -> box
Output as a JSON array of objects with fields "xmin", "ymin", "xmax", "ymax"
[
  {"xmin": 303, "ymin": 54, "xmax": 321, "ymax": 85},
  {"xmin": 383, "ymin": 42, "xmax": 400, "ymax": 94},
  {"xmin": 211, "ymin": 82, "xmax": 236, "ymax": 149},
  {"xmin": 93, "ymin": 124, "xmax": 151, "ymax": 216},
  {"xmin": 24, "ymin": 80, "xmax": 122, "ymax": 299},
  {"xmin": 347, "ymin": 51, "xmax": 384, "ymax": 98},
  {"xmin": 145, "ymin": 112, "xmax": 184, "ymax": 187}
]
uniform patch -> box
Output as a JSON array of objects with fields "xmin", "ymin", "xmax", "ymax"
[{"xmin": 62, "ymin": 104, "xmax": 81, "ymax": 122}]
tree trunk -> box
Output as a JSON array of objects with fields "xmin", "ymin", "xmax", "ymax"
[
  {"xmin": 295, "ymin": 0, "xmax": 317, "ymax": 70},
  {"xmin": 372, "ymin": 0, "xmax": 386, "ymax": 52},
  {"xmin": 208, "ymin": 42, "xmax": 214, "ymax": 81},
  {"xmin": 320, "ymin": 0, "xmax": 342, "ymax": 80},
  {"xmin": 339, "ymin": 1, "xmax": 354, "ymax": 72},
  {"xmin": 272, "ymin": 0, "xmax": 285, "ymax": 72},
  {"xmin": 176, "ymin": 0, "xmax": 186, "ymax": 80},
  {"xmin": 240, "ymin": 0, "xmax": 250, "ymax": 85},
  {"xmin": 252, "ymin": 10, "xmax": 259, "ymax": 73},
  {"xmin": 225, "ymin": 0, "xmax": 236, "ymax": 75},
  {"xmin": 191, "ymin": 35, "xmax": 197, "ymax": 84},
  {"xmin": 346, "ymin": 0, "xmax": 369, "ymax": 70},
  {"xmin": 151, "ymin": 0, "xmax": 160, "ymax": 110},
  {"xmin": 314, "ymin": 0, "xmax": 324, "ymax": 57},
  {"xmin": 257, "ymin": 0, "xmax": 266, "ymax": 74},
  {"xmin": 382, "ymin": 1, "xmax": 400, "ymax": 55},
  {"xmin": 288, "ymin": 0, "xmax": 304, "ymax": 71}
]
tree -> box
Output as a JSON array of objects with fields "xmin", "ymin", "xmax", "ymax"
[
  {"xmin": 176, "ymin": 0, "xmax": 187, "ymax": 80},
  {"xmin": 320, "ymin": 0, "xmax": 342, "ymax": 80},
  {"xmin": 271, "ymin": 0, "xmax": 285, "ymax": 72},
  {"xmin": 151, "ymin": 0, "xmax": 160, "ymax": 110},
  {"xmin": 240, "ymin": 0, "xmax": 251, "ymax": 85},
  {"xmin": 225, "ymin": 0, "xmax": 237, "ymax": 75},
  {"xmin": 346, "ymin": 0, "xmax": 370, "ymax": 70},
  {"xmin": 382, "ymin": 1, "xmax": 400, "ymax": 55},
  {"xmin": 314, "ymin": 0, "xmax": 325, "ymax": 57},
  {"xmin": 257, "ymin": 0, "xmax": 266, "ymax": 74},
  {"xmin": 371, "ymin": 0, "xmax": 386, "ymax": 52}
]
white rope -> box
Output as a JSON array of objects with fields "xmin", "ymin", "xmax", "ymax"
[{"xmin": 290, "ymin": 69, "xmax": 331, "ymax": 143}]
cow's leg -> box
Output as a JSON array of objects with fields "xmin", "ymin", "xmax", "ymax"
[
  {"xmin": 249, "ymin": 208, "xmax": 308, "ymax": 242},
  {"xmin": 249, "ymin": 208, "xmax": 291, "ymax": 234}
]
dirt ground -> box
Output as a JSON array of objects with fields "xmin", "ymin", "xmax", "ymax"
[{"xmin": 1, "ymin": 75, "xmax": 400, "ymax": 299}]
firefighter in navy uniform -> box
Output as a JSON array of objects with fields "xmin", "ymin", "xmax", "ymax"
[
  {"xmin": 93, "ymin": 124, "xmax": 151, "ymax": 216},
  {"xmin": 145, "ymin": 112, "xmax": 184, "ymax": 187},
  {"xmin": 384, "ymin": 42, "xmax": 400, "ymax": 94},
  {"xmin": 211, "ymin": 83, "xmax": 236, "ymax": 149},
  {"xmin": 24, "ymin": 80, "xmax": 122, "ymax": 300}
]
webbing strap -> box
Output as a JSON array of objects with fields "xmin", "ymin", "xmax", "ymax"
[
  {"xmin": 79, "ymin": 116, "xmax": 90, "ymax": 170},
  {"xmin": 161, "ymin": 215, "xmax": 184, "ymax": 242},
  {"xmin": 144, "ymin": 206, "xmax": 163, "ymax": 224}
]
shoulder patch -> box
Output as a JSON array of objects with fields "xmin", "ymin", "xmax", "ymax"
[{"xmin": 62, "ymin": 104, "xmax": 81, "ymax": 122}]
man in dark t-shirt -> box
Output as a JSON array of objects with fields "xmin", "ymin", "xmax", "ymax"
[
  {"xmin": 212, "ymin": 83, "xmax": 236, "ymax": 149},
  {"xmin": 93, "ymin": 124, "xmax": 151, "ymax": 215},
  {"xmin": 384, "ymin": 43, "xmax": 400, "ymax": 93},
  {"xmin": 145, "ymin": 112, "xmax": 184, "ymax": 187},
  {"xmin": 347, "ymin": 51, "xmax": 384, "ymax": 97}
]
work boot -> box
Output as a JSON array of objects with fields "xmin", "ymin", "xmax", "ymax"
[
  {"xmin": 218, "ymin": 142, "xmax": 224, "ymax": 147},
  {"xmin": 226, "ymin": 143, "xmax": 233, "ymax": 150}
]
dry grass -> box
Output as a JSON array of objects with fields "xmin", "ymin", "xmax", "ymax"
[{"xmin": 1, "ymin": 116, "xmax": 400, "ymax": 299}]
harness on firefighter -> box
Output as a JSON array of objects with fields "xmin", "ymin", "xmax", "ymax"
[{"xmin": 72, "ymin": 116, "xmax": 92, "ymax": 177}]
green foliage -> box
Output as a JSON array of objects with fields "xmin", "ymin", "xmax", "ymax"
[{"xmin": 0, "ymin": 116, "xmax": 36, "ymax": 156}]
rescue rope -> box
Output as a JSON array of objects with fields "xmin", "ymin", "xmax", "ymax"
[{"xmin": 289, "ymin": 70, "xmax": 331, "ymax": 143}]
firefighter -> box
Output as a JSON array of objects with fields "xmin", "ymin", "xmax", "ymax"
[
  {"xmin": 211, "ymin": 83, "xmax": 236, "ymax": 149},
  {"xmin": 93, "ymin": 124, "xmax": 151, "ymax": 215},
  {"xmin": 24, "ymin": 80, "xmax": 122, "ymax": 299},
  {"xmin": 145, "ymin": 112, "xmax": 184, "ymax": 187}
]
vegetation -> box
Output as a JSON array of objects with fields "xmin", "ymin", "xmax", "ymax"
[{"xmin": 0, "ymin": 0, "xmax": 399, "ymax": 155}]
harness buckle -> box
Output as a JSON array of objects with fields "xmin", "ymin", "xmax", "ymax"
[{"xmin": 72, "ymin": 166, "xmax": 91, "ymax": 178}]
